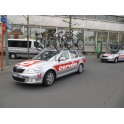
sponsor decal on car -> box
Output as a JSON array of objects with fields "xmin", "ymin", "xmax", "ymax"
[
  {"xmin": 37, "ymin": 73, "xmax": 42, "ymax": 78},
  {"xmin": 82, "ymin": 58, "xmax": 86, "ymax": 63},
  {"xmin": 119, "ymin": 55, "xmax": 124, "ymax": 58},
  {"xmin": 54, "ymin": 60, "xmax": 79, "ymax": 71},
  {"xmin": 16, "ymin": 60, "xmax": 41, "ymax": 67}
]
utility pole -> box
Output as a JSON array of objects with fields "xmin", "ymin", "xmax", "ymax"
[
  {"xmin": 23, "ymin": 15, "xmax": 30, "ymax": 59},
  {"xmin": 27, "ymin": 15, "xmax": 30, "ymax": 59},
  {"xmin": 69, "ymin": 15, "xmax": 72, "ymax": 42},
  {"xmin": 63, "ymin": 15, "xmax": 76, "ymax": 39}
]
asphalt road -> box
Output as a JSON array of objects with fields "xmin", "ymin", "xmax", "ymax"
[{"xmin": 0, "ymin": 56, "xmax": 124, "ymax": 108}]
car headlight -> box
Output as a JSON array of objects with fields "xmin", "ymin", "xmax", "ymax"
[
  {"xmin": 108, "ymin": 56, "xmax": 113, "ymax": 59},
  {"xmin": 24, "ymin": 68, "xmax": 42, "ymax": 74}
]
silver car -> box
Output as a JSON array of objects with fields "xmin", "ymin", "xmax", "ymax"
[
  {"xmin": 100, "ymin": 49, "xmax": 124, "ymax": 63},
  {"xmin": 12, "ymin": 49, "xmax": 86, "ymax": 86}
]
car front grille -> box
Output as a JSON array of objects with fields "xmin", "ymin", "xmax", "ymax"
[
  {"xmin": 101, "ymin": 59, "xmax": 108, "ymax": 61},
  {"xmin": 13, "ymin": 66, "xmax": 25, "ymax": 73},
  {"xmin": 102, "ymin": 56, "xmax": 108, "ymax": 57},
  {"xmin": 12, "ymin": 76, "xmax": 25, "ymax": 82}
]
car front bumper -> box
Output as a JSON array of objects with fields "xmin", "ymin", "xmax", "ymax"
[
  {"xmin": 100, "ymin": 57, "xmax": 115, "ymax": 62},
  {"xmin": 12, "ymin": 72, "xmax": 43, "ymax": 84}
]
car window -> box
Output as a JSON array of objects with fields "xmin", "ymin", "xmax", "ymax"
[
  {"xmin": 119, "ymin": 50, "xmax": 124, "ymax": 54},
  {"xmin": 70, "ymin": 51, "xmax": 78, "ymax": 59},
  {"xmin": 8, "ymin": 40, "xmax": 31, "ymax": 48},
  {"xmin": 60, "ymin": 51, "xmax": 69, "ymax": 60},
  {"xmin": 34, "ymin": 51, "xmax": 59, "ymax": 61},
  {"xmin": 108, "ymin": 50, "xmax": 119, "ymax": 54}
]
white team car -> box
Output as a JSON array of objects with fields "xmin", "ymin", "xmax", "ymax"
[
  {"xmin": 100, "ymin": 49, "xmax": 124, "ymax": 63},
  {"xmin": 12, "ymin": 49, "xmax": 86, "ymax": 86}
]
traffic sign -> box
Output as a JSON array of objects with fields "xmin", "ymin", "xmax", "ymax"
[
  {"xmin": 1, "ymin": 15, "xmax": 7, "ymax": 23},
  {"xmin": 0, "ymin": 15, "xmax": 13, "ymax": 30}
]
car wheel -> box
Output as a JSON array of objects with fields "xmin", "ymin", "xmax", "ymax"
[
  {"xmin": 77, "ymin": 64, "xmax": 84, "ymax": 74},
  {"xmin": 114, "ymin": 58, "xmax": 118, "ymax": 63},
  {"xmin": 43, "ymin": 70, "xmax": 55, "ymax": 86},
  {"xmin": 10, "ymin": 53, "xmax": 17, "ymax": 59}
]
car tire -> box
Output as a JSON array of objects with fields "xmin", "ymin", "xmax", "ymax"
[
  {"xmin": 114, "ymin": 57, "xmax": 118, "ymax": 63},
  {"xmin": 77, "ymin": 64, "xmax": 84, "ymax": 74},
  {"xmin": 43, "ymin": 70, "xmax": 55, "ymax": 86},
  {"xmin": 9, "ymin": 53, "xmax": 17, "ymax": 59}
]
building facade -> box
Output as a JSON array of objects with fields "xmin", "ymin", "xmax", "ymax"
[{"xmin": 1, "ymin": 15, "xmax": 124, "ymax": 52}]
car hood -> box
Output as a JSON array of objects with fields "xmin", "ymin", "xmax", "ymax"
[
  {"xmin": 103, "ymin": 53, "xmax": 112, "ymax": 56},
  {"xmin": 16, "ymin": 59, "xmax": 54, "ymax": 68}
]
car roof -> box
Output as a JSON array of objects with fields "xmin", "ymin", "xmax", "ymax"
[{"xmin": 8, "ymin": 39, "xmax": 35, "ymax": 41}]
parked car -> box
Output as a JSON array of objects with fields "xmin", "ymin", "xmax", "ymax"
[
  {"xmin": 100, "ymin": 49, "xmax": 124, "ymax": 63},
  {"xmin": 7, "ymin": 39, "xmax": 44, "ymax": 59},
  {"xmin": 12, "ymin": 49, "xmax": 86, "ymax": 86}
]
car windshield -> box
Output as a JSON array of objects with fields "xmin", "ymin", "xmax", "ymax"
[
  {"xmin": 34, "ymin": 50, "xmax": 59, "ymax": 61},
  {"xmin": 107, "ymin": 50, "xmax": 119, "ymax": 54}
]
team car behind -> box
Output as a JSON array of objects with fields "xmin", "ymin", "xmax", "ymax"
[
  {"xmin": 12, "ymin": 49, "xmax": 86, "ymax": 86},
  {"xmin": 100, "ymin": 49, "xmax": 124, "ymax": 63}
]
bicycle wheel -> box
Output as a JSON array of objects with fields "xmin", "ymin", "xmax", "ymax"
[
  {"xmin": 34, "ymin": 41, "xmax": 42, "ymax": 51},
  {"xmin": 77, "ymin": 40, "xmax": 84, "ymax": 50},
  {"xmin": 66, "ymin": 39, "xmax": 73, "ymax": 49},
  {"xmin": 49, "ymin": 39, "xmax": 56, "ymax": 49},
  {"xmin": 40, "ymin": 39, "xmax": 45, "ymax": 48},
  {"xmin": 54, "ymin": 39, "xmax": 64, "ymax": 51}
]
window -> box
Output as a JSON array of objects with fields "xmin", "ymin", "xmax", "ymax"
[
  {"xmin": 109, "ymin": 32, "xmax": 118, "ymax": 43},
  {"xmin": 119, "ymin": 33, "xmax": 124, "ymax": 43},
  {"xmin": 34, "ymin": 51, "xmax": 59, "ymax": 61},
  {"xmin": 97, "ymin": 31, "xmax": 108, "ymax": 45},
  {"xmin": 60, "ymin": 51, "xmax": 69, "ymax": 60},
  {"xmin": 73, "ymin": 30, "xmax": 84, "ymax": 41},
  {"xmin": 8, "ymin": 40, "xmax": 31, "ymax": 48},
  {"xmin": 96, "ymin": 15, "xmax": 106, "ymax": 20},
  {"xmin": 107, "ymin": 16, "xmax": 117, "ymax": 22},
  {"xmin": 70, "ymin": 51, "xmax": 78, "ymax": 59},
  {"xmin": 85, "ymin": 30, "xmax": 96, "ymax": 44},
  {"xmin": 117, "ymin": 17, "xmax": 124, "ymax": 22},
  {"xmin": 85, "ymin": 15, "xmax": 96, "ymax": 19},
  {"xmin": 72, "ymin": 15, "xmax": 83, "ymax": 19}
]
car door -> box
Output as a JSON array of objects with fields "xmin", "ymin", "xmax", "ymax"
[
  {"xmin": 54, "ymin": 50, "xmax": 72, "ymax": 77},
  {"xmin": 119, "ymin": 50, "xmax": 124, "ymax": 61},
  {"xmin": 69, "ymin": 51, "xmax": 79, "ymax": 71}
]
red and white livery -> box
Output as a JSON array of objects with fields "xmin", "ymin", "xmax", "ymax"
[
  {"xmin": 12, "ymin": 49, "xmax": 86, "ymax": 86},
  {"xmin": 100, "ymin": 49, "xmax": 124, "ymax": 63}
]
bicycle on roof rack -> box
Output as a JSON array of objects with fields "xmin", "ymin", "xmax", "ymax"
[
  {"xmin": 107, "ymin": 42, "xmax": 124, "ymax": 51},
  {"xmin": 35, "ymin": 30, "xmax": 85, "ymax": 52},
  {"xmin": 65, "ymin": 31, "xmax": 84, "ymax": 50},
  {"xmin": 35, "ymin": 32, "xmax": 45, "ymax": 51},
  {"xmin": 54, "ymin": 30, "xmax": 84, "ymax": 51}
]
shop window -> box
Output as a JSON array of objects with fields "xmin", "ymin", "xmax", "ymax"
[
  {"xmin": 97, "ymin": 31, "xmax": 108, "ymax": 45},
  {"xmin": 119, "ymin": 33, "xmax": 124, "ymax": 43},
  {"xmin": 85, "ymin": 30, "xmax": 96, "ymax": 44},
  {"xmin": 109, "ymin": 32, "xmax": 118, "ymax": 43}
]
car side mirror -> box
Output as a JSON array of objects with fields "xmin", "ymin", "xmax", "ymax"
[{"xmin": 58, "ymin": 57, "xmax": 66, "ymax": 61}]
